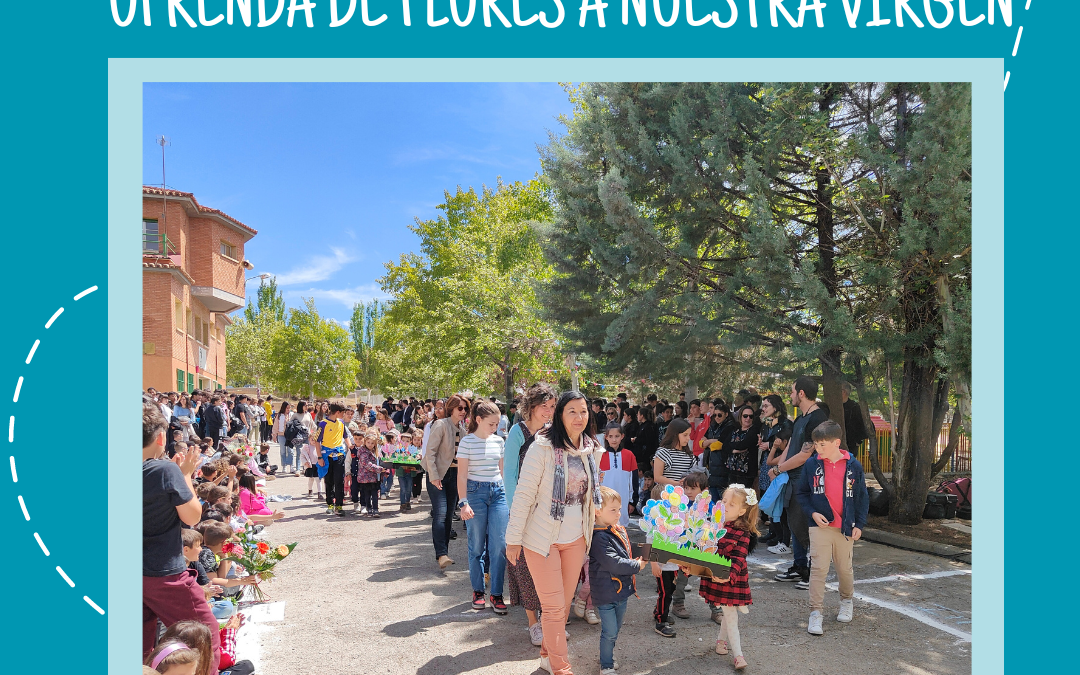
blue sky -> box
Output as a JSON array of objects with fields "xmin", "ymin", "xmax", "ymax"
[{"xmin": 143, "ymin": 82, "xmax": 574, "ymax": 325}]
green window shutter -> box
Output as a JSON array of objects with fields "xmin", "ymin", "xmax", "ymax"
[
  {"xmin": 187, "ymin": 372, "xmax": 195, "ymax": 393},
  {"xmin": 177, "ymin": 369, "xmax": 185, "ymax": 392}
]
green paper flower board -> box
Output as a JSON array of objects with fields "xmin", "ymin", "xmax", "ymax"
[
  {"xmin": 646, "ymin": 538, "xmax": 732, "ymax": 579},
  {"xmin": 382, "ymin": 449, "xmax": 422, "ymax": 466}
]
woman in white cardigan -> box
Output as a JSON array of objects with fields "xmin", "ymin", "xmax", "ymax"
[{"xmin": 505, "ymin": 391, "xmax": 603, "ymax": 675}]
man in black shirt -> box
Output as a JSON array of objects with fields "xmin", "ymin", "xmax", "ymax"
[
  {"xmin": 769, "ymin": 376, "xmax": 829, "ymax": 587},
  {"xmin": 142, "ymin": 401, "xmax": 221, "ymax": 661},
  {"xmin": 842, "ymin": 382, "xmax": 869, "ymax": 451}
]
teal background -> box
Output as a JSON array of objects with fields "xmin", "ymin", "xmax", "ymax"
[{"xmin": 0, "ymin": 0, "xmax": 1055, "ymax": 669}]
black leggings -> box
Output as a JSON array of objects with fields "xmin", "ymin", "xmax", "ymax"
[{"xmin": 654, "ymin": 570, "xmax": 676, "ymax": 623}]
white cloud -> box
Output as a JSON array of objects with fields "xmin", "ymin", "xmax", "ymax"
[
  {"xmin": 284, "ymin": 283, "xmax": 387, "ymax": 308},
  {"xmin": 268, "ymin": 247, "xmax": 357, "ymax": 286}
]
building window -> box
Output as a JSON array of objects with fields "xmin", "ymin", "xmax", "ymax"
[
  {"xmin": 174, "ymin": 299, "xmax": 183, "ymax": 330},
  {"xmin": 186, "ymin": 308, "xmax": 193, "ymax": 336},
  {"xmin": 177, "ymin": 369, "xmax": 185, "ymax": 392},
  {"xmin": 220, "ymin": 241, "xmax": 237, "ymax": 259},
  {"xmin": 143, "ymin": 220, "xmax": 160, "ymax": 253}
]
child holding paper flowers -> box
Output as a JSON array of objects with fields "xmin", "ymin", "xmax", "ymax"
[{"xmin": 699, "ymin": 484, "xmax": 759, "ymax": 670}]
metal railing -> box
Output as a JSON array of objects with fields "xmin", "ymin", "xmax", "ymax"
[
  {"xmin": 854, "ymin": 424, "xmax": 971, "ymax": 474},
  {"xmin": 143, "ymin": 231, "xmax": 177, "ymax": 257}
]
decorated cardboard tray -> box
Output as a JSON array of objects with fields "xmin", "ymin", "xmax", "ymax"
[
  {"xmin": 644, "ymin": 538, "xmax": 732, "ymax": 580},
  {"xmin": 639, "ymin": 485, "xmax": 733, "ymax": 580},
  {"xmin": 381, "ymin": 446, "xmax": 423, "ymax": 466}
]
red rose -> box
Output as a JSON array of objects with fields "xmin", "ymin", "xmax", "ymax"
[
  {"xmin": 257, "ymin": 542, "xmax": 270, "ymax": 555},
  {"xmin": 221, "ymin": 542, "xmax": 238, "ymax": 555}
]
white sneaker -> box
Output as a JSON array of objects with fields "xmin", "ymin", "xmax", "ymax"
[
  {"xmin": 837, "ymin": 598, "xmax": 854, "ymax": 623},
  {"xmin": 807, "ymin": 610, "xmax": 824, "ymax": 635},
  {"xmin": 585, "ymin": 608, "xmax": 600, "ymax": 625},
  {"xmin": 767, "ymin": 542, "xmax": 792, "ymax": 554},
  {"xmin": 529, "ymin": 622, "xmax": 543, "ymax": 647},
  {"xmin": 353, "ymin": 502, "xmax": 360, "ymax": 512},
  {"xmin": 539, "ymin": 656, "xmax": 554, "ymax": 674},
  {"xmin": 601, "ymin": 669, "xmax": 618, "ymax": 675},
  {"xmin": 572, "ymin": 597, "xmax": 586, "ymax": 619}
]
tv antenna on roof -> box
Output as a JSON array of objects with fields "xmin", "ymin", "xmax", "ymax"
[{"xmin": 156, "ymin": 136, "xmax": 171, "ymax": 250}]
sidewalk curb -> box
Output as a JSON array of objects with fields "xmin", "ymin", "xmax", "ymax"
[{"xmin": 861, "ymin": 527, "xmax": 971, "ymax": 562}]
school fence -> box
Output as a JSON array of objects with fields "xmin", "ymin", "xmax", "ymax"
[{"xmin": 854, "ymin": 423, "xmax": 971, "ymax": 474}]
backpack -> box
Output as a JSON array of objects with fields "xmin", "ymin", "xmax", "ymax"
[
  {"xmin": 284, "ymin": 419, "xmax": 308, "ymax": 448},
  {"xmin": 937, "ymin": 477, "xmax": 971, "ymax": 518}
]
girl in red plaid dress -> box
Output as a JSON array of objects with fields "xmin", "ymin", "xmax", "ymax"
[{"xmin": 697, "ymin": 484, "xmax": 759, "ymax": 671}]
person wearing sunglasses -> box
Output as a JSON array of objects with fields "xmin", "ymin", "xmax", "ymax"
[{"xmin": 720, "ymin": 405, "xmax": 762, "ymax": 494}]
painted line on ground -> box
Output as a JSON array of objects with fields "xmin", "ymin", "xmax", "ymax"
[
  {"xmin": 854, "ymin": 570, "xmax": 971, "ymax": 585},
  {"xmin": 747, "ymin": 554, "xmax": 971, "ymax": 641},
  {"xmin": 825, "ymin": 584, "xmax": 972, "ymax": 642}
]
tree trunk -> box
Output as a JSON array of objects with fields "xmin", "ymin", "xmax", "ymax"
[
  {"xmin": 931, "ymin": 407, "xmax": 963, "ymax": 477},
  {"xmin": 853, "ymin": 358, "xmax": 890, "ymax": 494},
  {"xmin": 818, "ymin": 350, "xmax": 847, "ymax": 450},
  {"xmin": 813, "ymin": 85, "xmax": 847, "ymax": 447},
  {"xmin": 889, "ymin": 363, "xmax": 950, "ymax": 524}
]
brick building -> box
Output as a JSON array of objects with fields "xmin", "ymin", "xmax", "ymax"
[{"xmin": 142, "ymin": 186, "xmax": 258, "ymax": 393}]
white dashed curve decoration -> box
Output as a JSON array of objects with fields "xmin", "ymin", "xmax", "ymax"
[
  {"xmin": 9, "ymin": 285, "xmax": 105, "ymax": 615},
  {"xmin": 1005, "ymin": 1, "xmax": 1033, "ymax": 91}
]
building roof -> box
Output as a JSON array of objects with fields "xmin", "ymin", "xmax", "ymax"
[
  {"xmin": 142, "ymin": 186, "xmax": 258, "ymax": 240},
  {"xmin": 143, "ymin": 258, "xmax": 194, "ymax": 286}
]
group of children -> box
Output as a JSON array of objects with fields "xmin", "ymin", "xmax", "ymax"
[
  {"xmin": 579, "ymin": 416, "xmax": 869, "ymax": 672},
  {"xmin": 301, "ymin": 402, "xmax": 426, "ymax": 517}
]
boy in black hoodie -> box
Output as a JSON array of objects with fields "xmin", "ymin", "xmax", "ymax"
[{"xmin": 590, "ymin": 486, "xmax": 647, "ymax": 675}]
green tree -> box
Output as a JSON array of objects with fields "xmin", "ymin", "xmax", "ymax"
[
  {"xmin": 349, "ymin": 299, "xmax": 382, "ymax": 391},
  {"xmin": 244, "ymin": 277, "xmax": 286, "ymax": 323},
  {"xmin": 378, "ymin": 179, "xmax": 565, "ymax": 402},
  {"xmin": 539, "ymin": 82, "xmax": 970, "ymax": 524},
  {"xmin": 267, "ymin": 298, "xmax": 360, "ymax": 399}
]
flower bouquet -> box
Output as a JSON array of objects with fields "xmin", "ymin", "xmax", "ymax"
[
  {"xmin": 640, "ymin": 484, "xmax": 732, "ymax": 579},
  {"xmin": 381, "ymin": 442, "xmax": 422, "ymax": 466},
  {"xmin": 220, "ymin": 525, "xmax": 298, "ymax": 602},
  {"xmin": 223, "ymin": 435, "xmax": 256, "ymax": 459}
]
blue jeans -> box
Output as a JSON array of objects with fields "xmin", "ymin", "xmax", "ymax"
[
  {"xmin": 464, "ymin": 479, "xmax": 508, "ymax": 595},
  {"xmin": 210, "ymin": 599, "xmax": 235, "ymax": 620},
  {"xmin": 380, "ymin": 465, "xmax": 395, "ymax": 496},
  {"xmin": 277, "ymin": 435, "xmax": 294, "ymax": 470},
  {"xmin": 428, "ymin": 467, "xmax": 458, "ymax": 560},
  {"xmin": 397, "ymin": 473, "xmax": 414, "ymax": 505},
  {"xmin": 597, "ymin": 599, "xmax": 628, "ymax": 669}
]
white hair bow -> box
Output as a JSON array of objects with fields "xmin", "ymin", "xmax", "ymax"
[{"xmin": 728, "ymin": 483, "xmax": 758, "ymax": 506}]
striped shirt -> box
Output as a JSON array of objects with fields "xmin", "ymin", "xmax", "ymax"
[
  {"xmin": 456, "ymin": 433, "xmax": 505, "ymax": 482},
  {"xmin": 654, "ymin": 447, "xmax": 696, "ymax": 482}
]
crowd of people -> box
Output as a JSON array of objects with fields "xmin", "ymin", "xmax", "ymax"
[
  {"xmin": 405, "ymin": 377, "xmax": 869, "ymax": 674},
  {"xmin": 141, "ymin": 377, "xmax": 870, "ymax": 675}
]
